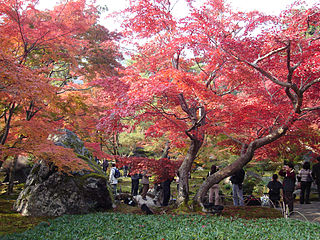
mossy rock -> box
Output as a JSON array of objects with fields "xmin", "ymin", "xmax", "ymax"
[{"xmin": 14, "ymin": 161, "xmax": 113, "ymax": 217}]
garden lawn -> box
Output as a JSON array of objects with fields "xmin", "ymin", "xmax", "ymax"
[{"xmin": 2, "ymin": 212, "xmax": 319, "ymax": 240}]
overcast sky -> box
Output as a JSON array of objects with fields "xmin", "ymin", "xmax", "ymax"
[{"xmin": 38, "ymin": 0, "xmax": 318, "ymax": 31}]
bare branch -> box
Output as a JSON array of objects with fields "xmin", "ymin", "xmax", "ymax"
[
  {"xmin": 222, "ymin": 132, "xmax": 244, "ymax": 145},
  {"xmin": 148, "ymin": 103, "xmax": 189, "ymax": 120},
  {"xmin": 253, "ymin": 45, "xmax": 288, "ymax": 65},
  {"xmin": 301, "ymin": 106, "xmax": 320, "ymax": 112},
  {"xmin": 225, "ymin": 48, "xmax": 291, "ymax": 88},
  {"xmin": 178, "ymin": 93, "xmax": 190, "ymax": 115},
  {"xmin": 300, "ymin": 77, "xmax": 320, "ymax": 93},
  {"xmin": 245, "ymin": 61, "xmax": 291, "ymax": 87},
  {"xmin": 57, "ymin": 86, "xmax": 93, "ymax": 94}
]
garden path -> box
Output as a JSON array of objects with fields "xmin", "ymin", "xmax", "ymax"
[{"xmin": 290, "ymin": 200, "xmax": 320, "ymax": 224}]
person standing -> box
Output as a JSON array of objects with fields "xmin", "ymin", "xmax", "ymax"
[
  {"xmin": 298, "ymin": 162, "xmax": 313, "ymax": 204},
  {"xmin": 141, "ymin": 170, "xmax": 150, "ymax": 200},
  {"xmin": 279, "ymin": 162, "xmax": 296, "ymax": 214},
  {"xmin": 161, "ymin": 176, "xmax": 174, "ymax": 206},
  {"xmin": 130, "ymin": 173, "xmax": 140, "ymax": 196},
  {"xmin": 95, "ymin": 156, "xmax": 100, "ymax": 165},
  {"xmin": 312, "ymin": 156, "xmax": 320, "ymax": 200},
  {"xmin": 267, "ymin": 174, "xmax": 283, "ymax": 208},
  {"xmin": 109, "ymin": 163, "xmax": 118, "ymax": 195},
  {"xmin": 230, "ymin": 168, "xmax": 245, "ymax": 206},
  {"xmin": 102, "ymin": 159, "xmax": 109, "ymax": 174},
  {"xmin": 208, "ymin": 165, "xmax": 220, "ymax": 206},
  {"xmin": 123, "ymin": 165, "xmax": 129, "ymax": 177}
]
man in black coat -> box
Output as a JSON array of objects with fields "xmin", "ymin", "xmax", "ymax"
[
  {"xmin": 279, "ymin": 162, "xmax": 296, "ymax": 213},
  {"xmin": 161, "ymin": 177, "xmax": 174, "ymax": 206},
  {"xmin": 312, "ymin": 156, "xmax": 320, "ymax": 199},
  {"xmin": 230, "ymin": 168, "xmax": 245, "ymax": 206}
]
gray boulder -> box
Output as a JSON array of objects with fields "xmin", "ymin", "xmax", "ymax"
[
  {"xmin": 49, "ymin": 129, "xmax": 91, "ymax": 158},
  {"xmin": 14, "ymin": 130, "xmax": 113, "ymax": 217},
  {"xmin": 14, "ymin": 161, "xmax": 113, "ymax": 216}
]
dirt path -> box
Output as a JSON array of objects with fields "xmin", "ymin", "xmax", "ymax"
[{"xmin": 290, "ymin": 200, "xmax": 320, "ymax": 224}]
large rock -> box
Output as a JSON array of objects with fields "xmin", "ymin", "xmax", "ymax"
[
  {"xmin": 14, "ymin": 161, "xmax": 113, "ymax": 216},
  {"xmin": 50, "ymin": 129, "xmax": 91, "ymax": 157},
  {"xmin": 13, "ymin": 130, "xmax": 113, "ymax": 217}
]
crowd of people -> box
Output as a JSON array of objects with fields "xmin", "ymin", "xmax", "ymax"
[
  {"xmin": 96, "ymin": 155, "xmax": 320, "ymax": 212},
  {"xmin": 99, "ymin": 159, "xmax": 173, "ymax": 207},
  {"xmin": 269, "ymin": 156, "xmax": 320, "ymax": 214}
]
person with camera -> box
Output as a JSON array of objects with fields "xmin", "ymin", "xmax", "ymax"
[{"xmin": 279, "ymin": 162, "xmax": 296, "ymax": 214}]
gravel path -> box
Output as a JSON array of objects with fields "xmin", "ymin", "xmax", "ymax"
[{"xmin": 290, "ymin": 200, "xmax": 320, "ymax": 224}]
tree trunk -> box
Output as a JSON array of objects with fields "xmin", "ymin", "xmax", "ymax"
[
  {"xmin": 194, "ymin": 124, "xmax": 290, "ymax": 205},
  {"xmin": 177, "ymin": 138, "xmax": 202, "ymax": 205},
  {"xmin": 176, "ymin": 92, "xmax": 206, "ymax": 205},
  {"xmin": 161, "ymin": 141, "xmax": 170, "ymax": 158},
  {"xmin": 7, "ymin": 155, "xmax": 18, "ymax": 195},
  {"xmin": 0, "ymin": 102, "xmax": 15, "ymax": 145}
]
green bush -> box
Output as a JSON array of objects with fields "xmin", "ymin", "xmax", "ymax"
[
  {"xmin": 2, "ymin": 212, "xmax": 319, "ymax": 240},
  {"xmin": 243, "ymin": 175, "xmax": 261, "ymax": 195}
]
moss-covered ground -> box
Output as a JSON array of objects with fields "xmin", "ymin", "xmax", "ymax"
[
  {"xmin": 0, "ymin": 181, "xmax": 53, "ymax": 235},
  {"xmin": 2, "ymin": 212, "xmax": 320, "ymax": 240}
]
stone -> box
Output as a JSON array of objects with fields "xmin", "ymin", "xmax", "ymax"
[
  {"xmin": 133, "ymin": 195, "xmax": 161, "ymax": 208},
  {"xmin": 49, "ymin": 129, "xmax": 91, "ymax": 157},
  {"xmin": 13, "ymin": 129, "xmax": 113, "ymax": 217},
  {"xmin": 14, "ymin": 161, "xmax": 113, "ymax": 216}
]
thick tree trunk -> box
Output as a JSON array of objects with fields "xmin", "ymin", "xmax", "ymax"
[
  {"xmin": 177, "ymin": 138, "xmax": 202, "ymax": 205},
  {"xmin": 176, "ymin": 92, "xmax": 206, "ymax": 205},
  {"xmin": 0, "ymin": 102, "xmax": 15, "ymax": 145},
  {"xmin": 194, "ymin": 125, "xmax": 290, "ymax": 205}
]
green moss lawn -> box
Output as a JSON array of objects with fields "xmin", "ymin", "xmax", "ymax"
[{"xmin": 2, "ymin": 212, "xmax": 320, "ymax": 240}]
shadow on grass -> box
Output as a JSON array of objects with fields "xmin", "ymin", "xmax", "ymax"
[{"xmin": 0, "ymin": 184, "xmax": 53, "ymax": 236}]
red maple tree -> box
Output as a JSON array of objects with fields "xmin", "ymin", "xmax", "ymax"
[
  {"xmin": 100, "ymin": 0, "xmax": 320, "ymax": 205},
  {"xmin": 0, "ymin": 0, "xmax": 122, "ymax": 190}
]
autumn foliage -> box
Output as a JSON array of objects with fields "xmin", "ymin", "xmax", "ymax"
[
  {"xmin": 101, "ymin": 0, "xmax": 320, "ymax": 203},
  {"xmin": 1, "ymin": 0, "xmax": 319, "ymax": 204},
  {"xmin": 0, "ymin": 0, "xmax": 121, "ymax": 172}
]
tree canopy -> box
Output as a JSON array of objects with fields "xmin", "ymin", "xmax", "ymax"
[
  {"xmin": 1, "ymin": 0, "xmax": 319, "ymax": 204},
  {"xmin": 100, "ymin": 0, "xmax": 320, "ymax": 204},
  {"xmin": 0, "ymin": 0, "xmax": 122, "ymax": 172}
]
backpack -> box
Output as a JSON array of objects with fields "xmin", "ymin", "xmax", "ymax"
[{"xmin": 114, "ymin": 168, "xmax": 120, "ymax": 178}]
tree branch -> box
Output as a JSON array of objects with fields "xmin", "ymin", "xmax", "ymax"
[
  {"xmin": 253, "ymin": 45, "xmax": 288, "ymax": 65},
  {"xmin": 300, "ymin": 77, "xmax": 320, "ymax": 93},
  {"xmin": 57, "ymin": 86, "xmax": 93, "ymax": 94},
  {"xmin": 301, "ymin": 106, "xmax": 320, "ymax": 112}
]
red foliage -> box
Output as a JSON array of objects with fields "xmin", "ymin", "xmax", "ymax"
[
  {"xmin": 114, "ymin": 155, "xmax": 181, "ymax": 183},
  {"xmin": 0, "ymin": 0, "xmax": 122, "ymax": 172},
  {"xmin": 99, "ymin": 0, "xmax": 320, "ymax": 172}
]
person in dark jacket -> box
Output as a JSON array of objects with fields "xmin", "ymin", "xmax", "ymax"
[
  {"xmin": 312, "ymin": 156, "xmax": 320, "ymax": 200},
  {"xmin": 279, "ymin": 162, "xmax": 295, "ymax": 213},
  {"xmin": 230, "ymin": 168, "xmax": 245, "ymax": 206},
  {"xmin": 102, "ymin": 159, "xmax": 109, "ymax": 173},
  {"xmin": 161, "ymin": 177, "xmax": 174, "ymax": 206},
  {"xmin": 130, "ymin": 173, "xmax": 140, "ymax": 196},
  {"xmin": 267, "ymin": 174, "xmax": 283, "ymax": 208}
]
